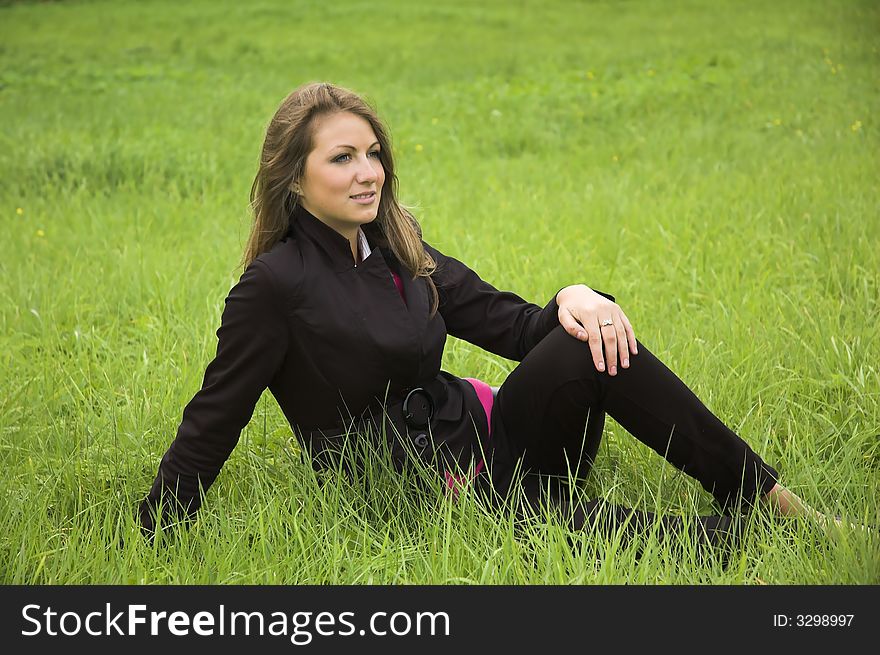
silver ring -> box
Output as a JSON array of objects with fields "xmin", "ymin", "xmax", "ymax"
[{"xmin": 600, "ymin": 318, "xmax": 614, "ymax": 328}]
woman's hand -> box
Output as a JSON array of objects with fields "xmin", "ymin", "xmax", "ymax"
[{"xmin": 556, "ymin": 284, "xmax": 637, "ymax": 376}]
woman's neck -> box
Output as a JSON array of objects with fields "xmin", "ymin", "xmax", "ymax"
[{"xmin": 350, "ymin": 236, "xmax": 359, "ymax": 265}]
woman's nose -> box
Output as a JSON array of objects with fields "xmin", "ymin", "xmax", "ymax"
[{"xmin": 356, "ymin": 156, "xmax": 379, "ymax": 183}]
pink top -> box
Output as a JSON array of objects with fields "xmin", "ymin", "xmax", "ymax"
[
  {"xmin": 390, "ymin": 269, "xmax": 493, "ymax": 496},
  {"xmin": 390, "ymin": 268, "xmax": 406, "ymax": 303}
]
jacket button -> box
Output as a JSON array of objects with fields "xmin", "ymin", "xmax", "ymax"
[{"xmin": 414, "ymin": 433, "xmax": 429, "ymax": 448}]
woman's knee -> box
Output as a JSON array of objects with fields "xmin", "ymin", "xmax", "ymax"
[{"xmin": 531, "ymin": 325, "xmax": 602, "ymax": 382}]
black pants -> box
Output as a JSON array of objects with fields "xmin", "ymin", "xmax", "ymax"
[{"xmin": 481, "ymin": 325, "xmax": 779, "ymax": 549}]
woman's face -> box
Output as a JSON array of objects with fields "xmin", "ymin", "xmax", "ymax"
[{"xmin": 297, "ymin": 111, "xmax": 385, "ymax": 238}]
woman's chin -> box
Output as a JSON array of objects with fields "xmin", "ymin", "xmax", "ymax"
[{"xmin": 356, "ymin": 210, "xmax": 379, "ymax": 223}]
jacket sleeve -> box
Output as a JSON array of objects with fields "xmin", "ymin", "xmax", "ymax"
[
  {"xmin": 423, "ymin": 241, "xmax": 615, "ymax": 362},
  {"xmin": 139, "ymin": 259, "xmax": 288, "ymax": 535}
]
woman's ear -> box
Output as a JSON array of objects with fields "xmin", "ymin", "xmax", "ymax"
[{"xmin": 290, "ymin": 182, "xmax": 302, "ymax": 195}]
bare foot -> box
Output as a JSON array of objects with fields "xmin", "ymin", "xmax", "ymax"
[{"xmin": 760, "ymin": 483, "xmax": 874, "ymax": 534}]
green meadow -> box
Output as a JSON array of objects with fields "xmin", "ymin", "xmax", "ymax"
[{"xmin": 1, "ymin": 0, "xmax": 878, "ymax": 584}]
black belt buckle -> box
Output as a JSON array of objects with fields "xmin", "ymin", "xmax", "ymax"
[{"xmin": 402, "ymin": 387, "xmax": 434, "ymax": 431}]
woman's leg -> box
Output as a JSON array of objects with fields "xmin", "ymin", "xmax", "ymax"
[
  {"xmin": 488, "ymin": 325, "xmax": 780, "ymax": 540},
  {"xmin": 515, "ymin": 473, "xmax": 745, "ymax": 551}
]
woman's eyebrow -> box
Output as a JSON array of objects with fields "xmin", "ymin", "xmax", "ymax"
[{"xmin": 333, "ymin": 141, "xmax": 381, "ymax": 150}]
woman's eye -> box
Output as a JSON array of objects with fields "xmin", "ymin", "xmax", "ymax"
[{"xmin": 332, "ymin": 151, "xmax": 380, "ymax": 163}]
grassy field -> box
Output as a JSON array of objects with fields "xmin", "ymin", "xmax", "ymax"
[{"xmin": 1, "ymin": 0, "xmax": 878, "ymax": 584}]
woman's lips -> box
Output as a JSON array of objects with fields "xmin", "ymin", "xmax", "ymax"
[{"xmin": 350, "ymin": 191, "xmax": 376, "ymax": 204}]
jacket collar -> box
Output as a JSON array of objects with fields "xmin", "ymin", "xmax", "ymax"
[
  {"xmin": 288, "ymin": 203, "xmax": 431, "ymax": 360},
  {"xmin": 290, "ymin": 203, "xmax": 389, "ymax": 271}
]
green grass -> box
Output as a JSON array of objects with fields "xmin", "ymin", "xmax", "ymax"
[{"xmin": 1, "ymin": 0, "xmax": 878, "ymax": 584}]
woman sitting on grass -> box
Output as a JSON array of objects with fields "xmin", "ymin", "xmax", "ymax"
[{"xmin": 139, "ymin": 81, "xmax": 852, "ymax": 550}]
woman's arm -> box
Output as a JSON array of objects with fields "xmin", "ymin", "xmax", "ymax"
[
  {"xmin": 139, "ymin": 259, "xmax": 289, "ymax": 537},
  {"xmin": 423, "ymin": 241, "xmax": 615, "ymax": 362}
]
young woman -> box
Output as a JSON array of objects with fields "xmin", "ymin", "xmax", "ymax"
[{"xmin": 139, "ymin": 82, "xmax": 841, "ymax": 549}]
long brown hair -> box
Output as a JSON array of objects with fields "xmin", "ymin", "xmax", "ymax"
[{"xmin": 245, "ymin": 81, "xmax": 438, "ymax": 316}]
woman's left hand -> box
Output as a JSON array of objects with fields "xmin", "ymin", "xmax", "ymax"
[{"xmin": 556, "ymin": 284, "xmax": 637, "ymax": 376}]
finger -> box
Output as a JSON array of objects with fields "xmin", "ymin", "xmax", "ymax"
[
  {"xmin": 558, "ymin": 309, "xmax": 588, "ymax": 342},
  {"xmin": 599, "ymin": 319, "xmax": 618, "ymax": 375},
  {"xmin": 619, "ymin": 310, "xmax": 638, "ymax": 355},
  {"xmin": 586, "ymin": 321, "xmax": 605, "ymax": 373},
  {"xmin": 614, "ymin": 317, "xmax": 629, "ymax": 369}
]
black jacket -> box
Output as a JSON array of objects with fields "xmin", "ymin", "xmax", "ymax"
[{"xmin": 139, "ymin": 204, "xmax": 613, "ymax": 530}]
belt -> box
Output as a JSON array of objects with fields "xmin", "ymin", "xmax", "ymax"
[
  {"xmin": 400, "ymin": 387, "xmax": 433, "ymax": 445},
  {"xmin": 297, "ymin": 379, "xmax": 449, "ymax": 462},
  {"xmin": 380, "ymin": 381, "xmax": 446, "ymax": 450}
]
